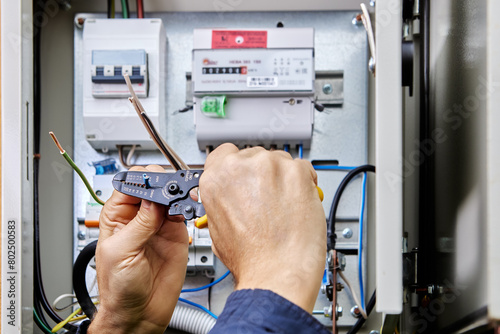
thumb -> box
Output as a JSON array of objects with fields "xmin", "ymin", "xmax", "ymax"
[{"xmin": 116, "ymin": 200, "xmax": 165, "ymax": 251}]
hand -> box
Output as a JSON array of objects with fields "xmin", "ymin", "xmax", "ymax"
[
  {"xmin": 200, "ymin": 144, "xmax": 326, "ymax": 312},
  {"xmin": 88, "ymin": 165, "xmax": 189, "ymax": 334}
]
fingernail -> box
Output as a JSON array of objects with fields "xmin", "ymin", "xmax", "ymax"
[{"xmin": 142, "ymin": 200, "xmax": 152, "ymax": 209}]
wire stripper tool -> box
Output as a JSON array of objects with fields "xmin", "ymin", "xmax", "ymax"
[{"xmin": 112, "ymin": 169, "xmax": 205, "ymax": 220}]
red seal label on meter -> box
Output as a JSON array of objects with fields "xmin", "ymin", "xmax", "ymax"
[{"xmin": 212, "ymin": 30, "xmax": 268, "ymax": 49}]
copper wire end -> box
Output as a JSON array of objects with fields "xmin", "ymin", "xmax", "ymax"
[{"xmin": 49, "ymin": 131, "xmax": 65, "ymax": 153}]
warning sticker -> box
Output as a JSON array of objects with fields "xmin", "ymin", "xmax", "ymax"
[{"xmin": 212, "ymin": 30, "xmax": 267, "ymax": 49}]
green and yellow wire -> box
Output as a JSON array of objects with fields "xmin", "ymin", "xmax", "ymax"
[{"xmin": 49, "ymin": 132, "xmax": 105, "ymax": 206}]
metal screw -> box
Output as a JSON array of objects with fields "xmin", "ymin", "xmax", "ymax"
[
  {"xmin": 327, "ymin": 250, "xmax": 333, "ymax": 266},
  {"xmin": 323, "ymin": 305, "xmax": 333, "ymax": 318},
  {"xmin": 96, "ymin": 190, "xmax": 102, "ymax": 196},
  {"xmin": 351, "ymin": 305, "xmax": 362, "ymax": 318},
  {"xmin": 168, "ymin": 183, "xmax": 180, "ymax": 195},
  {"xmin": 184, "ymin": 205, "xmax": 193, "ymax": 213},
  {"xmin": 342, "ymin": 228, "xmax": 353, "ymax": 239},
  {"xmin": 370, "ymin": 0, "xmax": 376, "ymax": 6},
  {"xmin": 77, "ymin": 231, "xmax": 86, "ymax": 240},
  {"xmin": 352, "ymin": 14, "xmax": 363, "ymax": 26},
  {"xmin": 369, "ymin": 331, "xmax": 380, "ymax": 334},
  {"xmin": 335, "ymin": 305, "xmax": 343, "ymax": 319},
  {"xmin": 336, "ymin": 283, "xmax": 344, "ymax": 292},
  {"xmin": 338, "ymin": 252, "xmax": 347, "ymax": 271},
  {"xmin": 288, "ymin": 98, "xmax": 296, "ymax": 105},
  {"xmin": 369, "ymin": 57, "xmax": 376, "ymax": 74},
  {"xmin": 322, "ymin": 83, "xmax": 333, "ymax": 94}
]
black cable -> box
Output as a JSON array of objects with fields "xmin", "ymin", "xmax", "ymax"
[
  {"xmin": 346, "ymin": 289, "xmax": 376, "ymax": 334},
  {"xmin": 327, "ymin": 165, "xmax": 375, "ymax": 250},
  {"xmin": 107, "ymin": 0, "xmax": 113, "ymax": 18},
  {"xmin": 32, "ymin": 0, "xmax": 78, "ymax": 331},
  {"xmin": 73, "ymin": 240, "xmax": 98, "ymax": 320}
]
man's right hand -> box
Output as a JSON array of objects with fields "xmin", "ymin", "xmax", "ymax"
[{"xmin": 200, "ymin": 143, "xmax": 326, "ymax": 313}]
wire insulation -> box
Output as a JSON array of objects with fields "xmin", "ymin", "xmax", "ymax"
[
  {"xmin": 181, "ymin": 270, "xmax": 231, "ymax": 293},
  {"xmin": 49, "ymin": 132, "xmax": 104, "ymax": 205},
  {"xmin": 121, "ymin": 0, "xmax": 129, "ymax": 18},
  {"xmin": 346, "ymin": 290, "xmax": 376, "ymax": 334},
  {"xmin": 178, "ymin": 298, "xmax": 218, "ymax": 319},
  {"xmin": 137, "ymin": 0, "xmax": 144, "ymax": 18},
  {"xmin": 358, "ymin": 172, "xmax": 367, "ymax": 310},
  {"xmin": 34, "ymin": 309, "xmax": 53, "ymax": 334},
  {"xmin": 327, "ymin": 165, "xmax": 375, "ymax": 250},
  {"xmin": 73, "ymin": 240, "xmax": 98, "ymax": 320},
  {"xmin": 52, "ymin": 307, "xmax": 83, "ymax": 332},
  {"xmin": 338, "ymin": 271, "xmax": 367, "ymax": 319}
]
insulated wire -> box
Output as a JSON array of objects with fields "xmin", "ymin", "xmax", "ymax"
[
  {"xmin": 121, "ymin": 0, "xmax": 129, "ymax": 18},
  {"xmin": 178, "ymin": 298, "xmax": 218, "ymax": 319},
  {"xmin": 52, "ymin": 307, "xmax": 84, "ymax": 332},
  {"xmin": 137, "ymin": 0, "xmax": 144, "ymax": 18},
  {"xmin": 338, "ymin": 271, "xmax": 367, "ymax": 319},
  {"xmin": 126, "ymin": 144, "xmax": 136, "ymax": 166},
  {"xmin": 327, "ymin": 165, "xmax": 375, "ymax": 249},
  {"xmin": 52, "ymin": 301, "xmax": 100, "ymax": 333},
  {"xmin": 346, "ymin": 289, "xmax": 376, "ymax": 334},
  {"xmin": 313, "ymin": 165, "xmax": 356, "ymax": 171},
  {"xmin": 298, "ymin": 144, "xmax": 303, "ymax": 159},
  {"xmin": 181, "ymin": 270, "xmax": 231, "ymax": 293},
  {"xmin": 49, "ymin": 132, "xmax": 105, "ymax": 206},
  {"xmin": 358, "ymin": 172, "xmax": 367, "ymax": 310},
  {"xmin": 110, "ymin": 0, "xmax": 115, "ymax": 18},
  {"xmin": 34, "ymin": 309, "xmax": 53, "ymax": 334}
]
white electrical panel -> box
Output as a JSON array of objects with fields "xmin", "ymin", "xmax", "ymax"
[
  {"xmin": 192, "ymin": 28, "xmax": 315, "ymax": 150},
  {"xmin": 82, "ymin": 19, "xmax": 166, "ymax": 152}
]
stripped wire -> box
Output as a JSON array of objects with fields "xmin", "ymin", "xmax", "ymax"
[
  {"xmin": 49, "ymin": 132, "xmax": 104, "ymax": 205},
  {"xmin": 123, "ymin": 74, "xmax": 188, "ymax": 170}
]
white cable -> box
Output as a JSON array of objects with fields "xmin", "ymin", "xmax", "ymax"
[
  {"xmin": 52, "ymin": 293, "xmax": 77, "ymax": 311},
  {"xmin": 52, "ymin": 293, "xmax": 100, "ymax": 312},
  {"xmin": 169, "ymin": 305, "xmax": 216, "ymax": 334},
  {"xmin": 126, "ymin": 144, "xmax": 137, "ymax": 166},
  {"xmin": 338, "ymin": 270, "xmax": 368, "ymax": 319},
  {"xmin": 360, "ymin": 3, "xmax": 376, "ymax": 73}
]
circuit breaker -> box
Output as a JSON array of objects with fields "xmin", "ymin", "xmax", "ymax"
[
  {"xmin": 82, "ymin": 19, "xmax": 166, "ymax": 152},
  {"xmin": 192, "ymin": 28, "xmax": 315, "ymax": 150}
]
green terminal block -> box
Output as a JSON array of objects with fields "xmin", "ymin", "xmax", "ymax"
[{"xmin": 201, "ymin": 96, "xmax": 226, "ymax": 118}]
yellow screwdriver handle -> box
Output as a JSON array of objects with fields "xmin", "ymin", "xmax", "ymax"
[
  {"xmin": 195, "ymin": 186, "xmax": 324, "ymax": 229},
  {"xmin": 316, "ymin": 186, "xmax": 324, "ymax": 202}
]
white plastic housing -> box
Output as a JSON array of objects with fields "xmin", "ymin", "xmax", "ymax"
[
  {"xmin": 82, "ymin": 19, "xmax": 166, "ymax": 151},
  {"xmin": 192, "ymin": 28, "xmax": 315, "ymax": 149}
]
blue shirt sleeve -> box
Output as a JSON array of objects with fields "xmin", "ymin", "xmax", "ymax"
[{"xmin": 209, "ymin": 289, "xmax": 331, "ymax": 334}]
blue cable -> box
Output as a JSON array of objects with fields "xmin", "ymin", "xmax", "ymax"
[
  {"xmin": 298, "ymin": 144, "xmax": 303, "ymax": 159},
  {"xmin": 358, "ymin": 172, "xmax": 367, "ymax": 310},
  {"xmin": 181, "ymin": 270, "xmax": 231, "ymax": 293},
  {"xmin": 313, "ymin": 165, "xmax": 357, "ymax": 171},
  {"xmin": 283, "ymin": 144, "xmax": 290, "ymax": 153},
  {"xmin": 178, "ymin": 297, "xmax": 218, "ymax": 319}
]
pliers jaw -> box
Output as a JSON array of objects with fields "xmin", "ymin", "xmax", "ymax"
[{"xmin": 112, "ymin": 170, "xmax": 205, "ymax": 220}]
